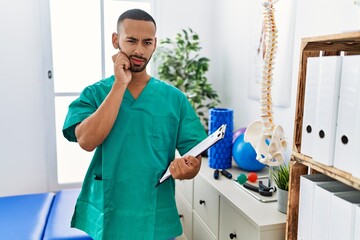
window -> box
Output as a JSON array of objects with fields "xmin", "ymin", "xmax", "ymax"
[{"xmin": 50, "ymin": 0, "xmax": 152, "ymax": 185}]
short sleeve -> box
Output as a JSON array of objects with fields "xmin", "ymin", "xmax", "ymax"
[
  {"xmin": 176, "ymin": 97, "xmax": 207, "ymax": 156},
  {"xmin": 62, "ymin": 87, "xmax": 98, "ymax": 142}
]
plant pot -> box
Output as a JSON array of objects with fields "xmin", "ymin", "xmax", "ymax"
[{"xmin": 277, "ymin": 188, "xmax": 288, "ymax": 214}]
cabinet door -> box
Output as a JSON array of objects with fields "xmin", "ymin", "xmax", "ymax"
[
  {"xmin": 219, "ymin": 197, "xmax": 259, "ymax": 240},
  {"xmin": 1, "ymin": 0, "xmax": 51, "ymax": 196},
  {"xmin": 175, "ymin": 192, "xmax": 193, "ymax": 240},
  {"xmin": 176, "ymin": 179, "xmax": 193, "ymax": 207},
  {"xmin": 194, "ymin": 175, "xmax": 219, "ymax": 237},
  {"xmin": 193, "ymin": 212, "xmax": 217, "ymax": 240}
]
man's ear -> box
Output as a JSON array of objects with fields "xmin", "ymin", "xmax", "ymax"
[{"xmin": 112, "ymin": 32, "xmax": 119, "ymax": 49}]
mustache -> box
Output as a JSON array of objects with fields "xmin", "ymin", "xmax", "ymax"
[{"xmin": 129, "ymin": 55, "xmax": 147, "ymax": 61}]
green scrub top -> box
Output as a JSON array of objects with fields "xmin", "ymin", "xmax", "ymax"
[{"xmin": 63, "ymin": 76, "xmax": 207, "ymax": 240}]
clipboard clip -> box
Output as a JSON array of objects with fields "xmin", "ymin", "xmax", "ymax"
[{"xmin": 155, "ymin": 124, "xmax": 227, "ymax": 187}]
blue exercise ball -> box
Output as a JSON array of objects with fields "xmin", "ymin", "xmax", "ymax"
[
  {"xmin": 232, "ymin": 133, "xmax": 265, "ymax": 172},
  {"xmin": 232, "ymin": 127, "xmax": 246, "ymax": 143}
]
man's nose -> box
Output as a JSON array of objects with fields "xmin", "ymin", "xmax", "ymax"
[{"xmin": 134, "ymin": 43, "xmax": 144, "ymax": 56}]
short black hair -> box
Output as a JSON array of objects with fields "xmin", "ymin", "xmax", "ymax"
[{"xmin": 117, "ymin": 9, "xmax": 156, "ymax": 31}]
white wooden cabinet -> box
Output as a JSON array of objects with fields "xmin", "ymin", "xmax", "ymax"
[
  {"xmin": 176, "ymin": 158, "xmax": 286, "ymax": 240},
  {"xmin": 219, "ymin": 197, "xmax": 258, "ymax": 240},
  {"xmin": 219, "ymin": 197, "xmax": 286, "ymax": 240},
  {"xmin": 176, "ymin": 191, "xmax": 193, "ymax": 240},
  {"xmin": 193, "ymin": 175, "xmax": 219, "ymax": 238},
  {"xmin": 176, "ymin": 179, "xmax": 194, "ymax": 240},
  {"xmin": 176, "ymin": 177, "xmax": 194, "ymax": 206},
  {"xmin": 193, "ymin": 212, "xmax": 217, "ymax": 240}
]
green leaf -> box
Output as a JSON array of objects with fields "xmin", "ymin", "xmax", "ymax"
[{"xmin": 269, "ymin": 164, "xmax": 290, "ymax": 191}]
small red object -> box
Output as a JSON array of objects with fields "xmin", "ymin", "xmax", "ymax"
[{"xmin": 247, "ymin": 172, "xmax": 258, "ymax": 183}]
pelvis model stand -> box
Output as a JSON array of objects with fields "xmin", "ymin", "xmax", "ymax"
[{"xmin": 244, "ymin": 0, "xmax": 287, "ymax": 166}]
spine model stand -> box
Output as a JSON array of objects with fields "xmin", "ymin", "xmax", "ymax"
[{"xmin": 244, "ymin": 0, "xmax": 287, "ymax": 166}]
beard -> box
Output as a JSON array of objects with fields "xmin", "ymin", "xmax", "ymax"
[{"xmin": 129, "ymin": 54, "xmax": 153, "ymax": 72}]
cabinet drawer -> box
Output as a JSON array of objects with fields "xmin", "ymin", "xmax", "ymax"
[
  {"xmin": 193, "ymin": 212, "xmax": 217, "ymax": 240},
  {"xmin": 219, "ymin": 197, "xmax": 285, "ymax": 240},
  {"xmin": 220, "ymin": 197, "xmax": 259, "ymax": 240},
  {"xmin": 176, "ymin": 179, "xmax": 193, "ymax": 206},
  {"xmin": 175, "ymin": 192, "xmax": 193, "ymax": 240},
  {"xmin": 193, "ymin": 175, "xmax": 219, "ymax": 237}
]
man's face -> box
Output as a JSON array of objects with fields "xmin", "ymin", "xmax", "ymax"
[{"xmin": 114, "ymin": 19, "xmax": 157, "ymax": 73}]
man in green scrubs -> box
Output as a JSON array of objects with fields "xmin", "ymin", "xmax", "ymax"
[{"xmin": 63, "ymin": 9, "xmax": 207, "ymax": 240}]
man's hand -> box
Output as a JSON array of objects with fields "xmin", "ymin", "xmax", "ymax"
[
  {"xmin": 169, "ymin": 155, "xmax": 202, "ymax": 180},
  {"xmin": 112, "ymin": 51, "xmax": 132, "ymax": 85}
]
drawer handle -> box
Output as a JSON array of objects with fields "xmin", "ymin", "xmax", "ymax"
[
  {"xmin": 229, "ymin": 233, "xmax": 237, "ymax": 239},
  {"xmin": 199, "ymin": 200, "xmax": 206, "ymax": 205},
  {"xmin": 179, "ymin": 214, "xmax": 183, "ymax": 218}
]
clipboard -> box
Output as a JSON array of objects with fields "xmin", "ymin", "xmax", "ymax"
[{"xmin": 155, "ymin": 124, "xmax": 227, "ymax": 187}]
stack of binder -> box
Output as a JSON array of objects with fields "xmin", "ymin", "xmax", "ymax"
[
  {"xmin": 334, "ymin": 55, "xmax": 360, "ymax": 179},
  {"xmin": 301, "ymin": 57, "xmax": 321, "ymax": 157},
  {"xmin": 311, "ymin": 181, "xmax": 355, "ymax": 240},
  {"xmin": 297, "ymin": 174, "xmax": 360, "ymax": 240},
  {"xmin": 302, "ymin": 54, "xmax": 360, "ymax": 176},
  {"xmin": 297, "ymin": 174, "xmax": 335, "ymax": 240},
  {"xmin": 354, "ymin": 205, "xmax": 360, "ymax": 239},
  {"xmin": 301, "ymin": 56, "xmax": 342, "ymax": 166},
  {"xmin": 329, "ymin": 191, "xmax": 360, "ymax": 240},
  {"xmin": 312, "ymin": 56, "xmax": 342, "ymax": 166}
]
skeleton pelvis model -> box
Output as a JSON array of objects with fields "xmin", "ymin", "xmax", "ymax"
[
  {"xmin": 244, "ymin": 0, "xmax": 287, "ymax": 166},
  {"xmin": 244, "ymin": 121, "xmax": 287, "ymax": 166}
]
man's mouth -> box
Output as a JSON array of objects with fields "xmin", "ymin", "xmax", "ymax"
[{"xmin": 131, "ymin": 57, "xmax": 145, "ymax": 66}]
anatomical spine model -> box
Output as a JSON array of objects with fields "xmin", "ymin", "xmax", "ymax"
[{"xmin": 244, "ymin": 0, "xmax": 287, "ymax": 166}]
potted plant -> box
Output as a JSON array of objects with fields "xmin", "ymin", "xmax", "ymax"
[
  {"xmin": 269, "ymin": 163, "xmax": 290, "ymax": 214},
  {"xmin": 154, "ymin": 28, "xmax": 220, "ymax": 132}
]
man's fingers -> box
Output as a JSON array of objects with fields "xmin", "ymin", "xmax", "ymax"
[
  {"xmin": 112, "ymin": 50, "xmax": 122, "ymax": 63},
  {"xmin": 169, "ymin": 159, "xmax": 185, "ymax": 178},
  {"xmin": 178, "ymin": 156, "xmax": 198, "ymax": 174},
  {"xmin": 183, "ymin": 155, "xmax": 200, "ymax": 168},
  {"xmin": 112, "ymin": 51, "xmax": 130, "ymax": 65},
  {"xmin": 170, "ymin": 156, "xmax": 201, "ymax": 180},
  {"xmin": 169, "ymin": 161, "xmax": 179, "ymax": 177}
]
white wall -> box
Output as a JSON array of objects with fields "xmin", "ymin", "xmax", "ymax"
[
  {"xmin": 154, "ymin": 0, "xmax": 298, "ymax": 160},
  {"xmin": 0, "ymin": 0, "xmax": 50, "ymax": 196},
  {"xmin": 289, "ymin": 0, "xmax": 360, "ymax": 155},
  {"xmin": 212, "ymin": 0, "xmax": 297, "ymax": 161},
  {"xmin": 155, "ymin": 0, "xmax": 360, "ymax": 161},
  {"xmin": 154, "ymin": 0, "xmax": 218, "ymax": 94},
  {"xmin": 0, "ymin": 0, "xmax": 359, "ymax": 196}
]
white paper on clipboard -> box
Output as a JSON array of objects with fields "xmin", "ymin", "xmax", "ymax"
[{"xmin": 155, "ymin": 124, "xmax": 227, "ymax": 187}]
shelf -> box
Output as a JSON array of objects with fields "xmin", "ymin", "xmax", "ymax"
[
  {"xmin": 287, "ymin": 31, "xmax": 360, "ymax": 240},
  {"xmin": 293, "ymin": 31, "xmax": 360, "ymax": 153},
  {"xmin": 301, "ymin": 31, "xmax": 360, "ymax": 53},
  {"xmin": 292, "ymin": 151, "xmax": 360, "ymax": 190}
]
